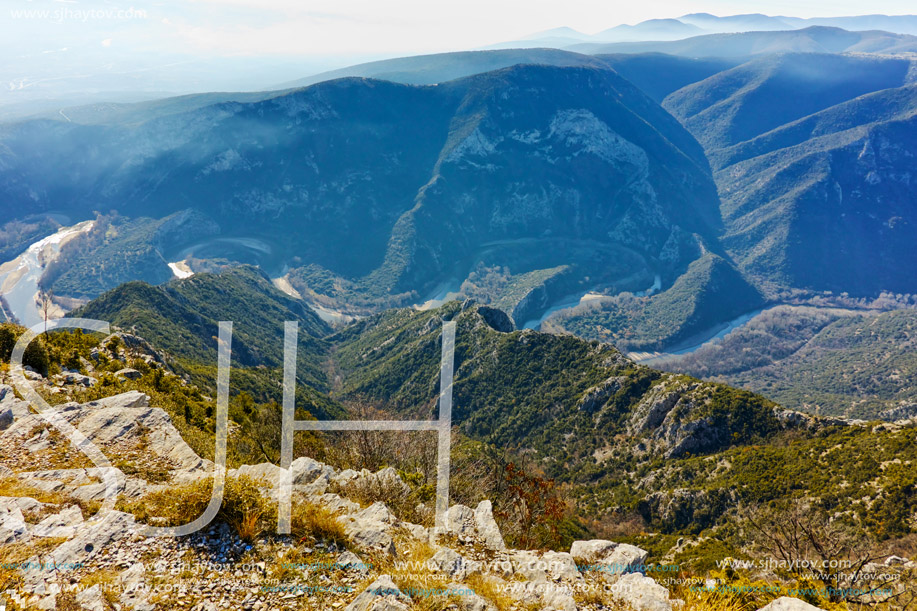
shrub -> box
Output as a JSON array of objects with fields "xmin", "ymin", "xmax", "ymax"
[
  {"xmin": 291, "ymin": 502, "xmax": 348, "ymax": 546},
  {"xmin": 0, "ymin": 323, "xmax": 51, "ymax": 375},
  {"xmin": 119, "ymin": 474, "xmax": 276, "ymax": 542}
]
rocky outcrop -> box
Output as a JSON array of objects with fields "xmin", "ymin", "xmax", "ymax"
[
  {"xmin": 638, "ymin": 488, "xmax": 736, "ymax": 532},
  {"xmin": 473, "ymin": 500, "xmax": 506, "ymax": 551},
  {"xmin": 0, "ymin": 390, "xmax": 209, "ymax": 480},
  {"xmin": 50, "ymin": 510, "xmax": 136, "ymax": 567},
  {"xmin": 570, "ymin": 539, "xmax": 649, "ymax": 582},
  {"xmin": 99, "ymin": 332, "xmax": 167, "ymax": 365},
  {"xmin": 431, "ymin": 548, "xmax": 480, "ymax": 580},
  {"xmin": 578, "ymin": 376, "xmax": 627, "ymax": 412},
  {"xmin": 476, "ymin": 306, "xmax": 515, "ymax": 333},
  {"xmin": 614, "ymin": 572, "xmax": 676, "ymax": 611},
  {"xmin": 0, "ymin": 503, "xmax": 29, "ymax": 545},
  {"xmin": 442, "ymin": 501, "xmax": 506, "ymax": 551},
  {"xmin": 31, "ymin": 505, "xmax": 83, "ymax": 538},
  {"xmin": 0, "ymin": 384, "xmax": 30, "ymax": 430}
]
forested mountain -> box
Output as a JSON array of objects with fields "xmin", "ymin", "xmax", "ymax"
[
  {"xmin": 0, "ymin": 64, "xmax": 723, "ymax": 319},
  {"xmin": 663, "ymin": 54, "xmax": 917, "ymax": 295}
]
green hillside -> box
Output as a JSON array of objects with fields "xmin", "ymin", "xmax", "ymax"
[
  {"xmin": 664, "ymin": 306, "xmax": 917, "ymax": 420},
  {"xmin": 663, "ymin": 54, "xmax": 917, "ymax": 296},
  {"xmin": 543, "ymin": 253, "xmax": 764, "ymax": 351},
  {"xmin": 72, "ymin": 266, "xmax": 339, "ymax": 417},
  {"xmin": 61, "ymin": 277, "xmax": 917, "ymax": 552}
]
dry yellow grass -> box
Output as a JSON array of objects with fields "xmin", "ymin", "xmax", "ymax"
[
  {"xmin": 118, "ymin": 474, "xmax": 277, "ymax": 541},
  {"xmin": 291, "ymin": 501, "xmax": 349, "ymax": 546},
  {"xmin": 464, "ymin": 574, "xmax": 520, "ymax": 611},
  {"xmin": 0, "ymin": 476, "xmax": 66, "ymax": 505}
]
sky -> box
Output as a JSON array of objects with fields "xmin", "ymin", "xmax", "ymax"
[
  {"xmin": 5, "ymin": 0, "xmax": 917, "ymax": 58},
  {"xmin": 2, "ymin": 0, "xmax": 916, "ymax": 108}
]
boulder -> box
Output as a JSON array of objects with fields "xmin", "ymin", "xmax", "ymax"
[
  {"xmin": 290, "ymin": 456, "xmax": 336, "ymax": 485},
  {"xmin": 612, "ymin": 573, "xmax": 674, "ymax": 611},
  {"xmin": 0, "ymin": 384, "xmax": 16, "ymax": 402},
  {"xmin": 355, "ymin": 501, "xmax": 397, "ymax": 525},
  {"xmin": 115, "ymin": 368, "xmax": 143, "ymax": 381},
  {"xmin": 337, "ymin": 551, "xmax": 371, "ymax": 575},
  {"xmin": 318, "ymin": 493, "xmax": 361, "ymax": 515},
  {"xmin": 431, "ymin": 547, "xmax": 480, "ymax": 580},
  {"xmin": 0, "ymin": 504, "xmax": 29, "ymax": 544},
  {"xmin": 58, "ymin": 372, "xmax": 98, "ymax": 387},
  {"xmin": 0, "ymin": 385, "xmax": 31, "ymax": 431},
  {"xmin": 444, "ymin": 504, "xmax": 476, "ymax": 540},
  {"xmin": 542, "ymin": 550, "xmax": 583, "ymax": 582},
  {"xmin": 344, "ymin": 505, "xmax": 398, "ymax": 557},
  {"xmin": 539, "ymin": 585, "xmax": 577, "ymax": 611},
  {"xmin": 473, "ymin": 500, "xmax": 506, "ymax": 551},
  {"xmin": 510, "ymin": 581, "xmax": 576, "ymax": 611},
  {"xmin": 83, "ymin": 391, "xmax": 149, "ymax": 409},
  {"xmin": 570, "ymin": 539, "xmax": 648, "ymax": 582},
  {"xmin": 511, "ymin": 550, "xmax": 548, "ymax": 583},
  {"xmin": 23, "ymin": 369, "xmax": 43, "ymax": 381}
]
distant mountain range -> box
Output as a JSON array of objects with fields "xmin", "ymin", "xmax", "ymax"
[
  {"xmin": 567, "ymin": 26, "xmax": 917, "ymax": 57},
  {"xmin": 492, "ymin": 13, "xmax": 917, "ymax": 49}
]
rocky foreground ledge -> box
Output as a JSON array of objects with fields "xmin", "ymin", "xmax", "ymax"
[{"xmin": 0, "ymin": 387, "xmax": 876, "ymax": 610}]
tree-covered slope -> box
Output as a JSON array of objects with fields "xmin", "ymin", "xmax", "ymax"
[
  {"xmin": 662, "ymin": 306, "xmax": 917, "ymax": 420},
  {"xmin": 540, "ymin": 253, "xmax": 764, "ymax": 351},
  {"xmin": 1, "ymin": 65, "xmax": 723, "ymax": 319},
  {"xmin": 661, "ymin": 53, "xmax": 917, "ymax": 296},
  {"xmin": 663, "ymin": 53, "xmax": 913, "ymax": 151},
  {"xmin": 64, "ymin": 276, "xmax": 917, "ymax": 546},
  {"xmin": 324, "ymin": 300, "xmax": 917, "ymax": 540},
  {"xmin": 71, "ymin": 266, "xmax": 339, "ymax": 416}
]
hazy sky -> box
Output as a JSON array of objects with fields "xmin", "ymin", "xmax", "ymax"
[
  {"xmin": 3, "ymin": 0, "xmax": 916, "ymax": 103},
  {"xmin": 6, "ymin": 0, "xmax": 917, "ymax": 57}
]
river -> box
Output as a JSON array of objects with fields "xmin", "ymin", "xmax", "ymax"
[
  {"xmin": 626, "ymin": 307, "xmax": 769, "ymax": 365},
  {"xmin": 0, "ymin": 221, "xmax": 95, "ymax": 328}
]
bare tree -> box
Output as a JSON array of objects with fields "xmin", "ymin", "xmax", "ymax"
[
  {"xmin": 745, "ymin": 499, "xmax": 913, "ymax": 606},
  {"xmin": 39, "ymin": 290, "xmax": 54, "ymax": 335}
]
